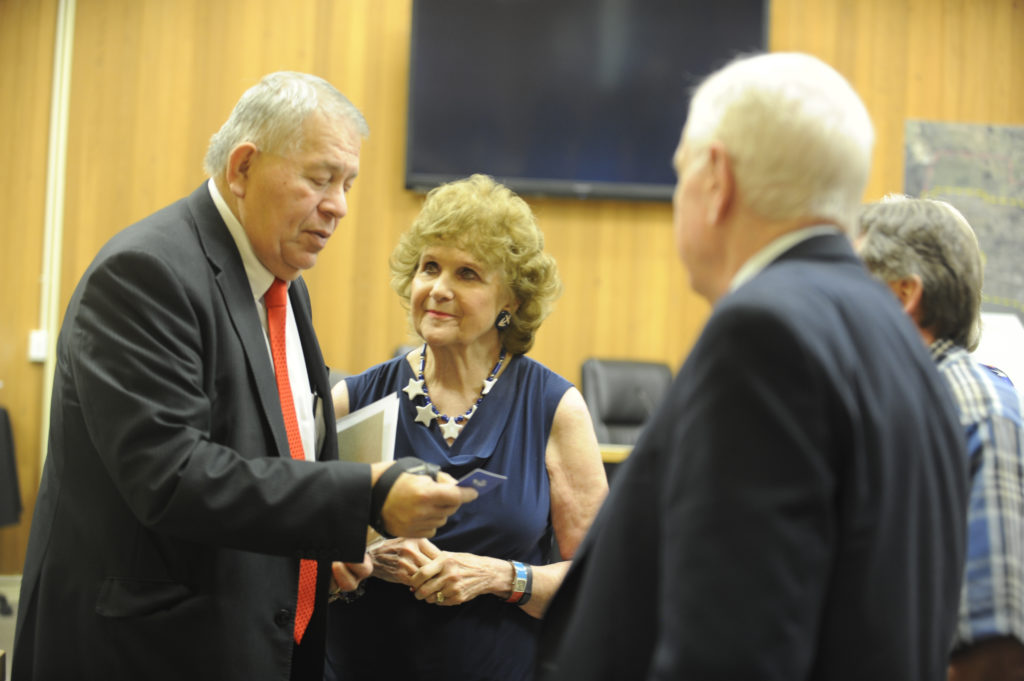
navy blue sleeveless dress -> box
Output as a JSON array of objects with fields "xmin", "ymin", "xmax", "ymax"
[{"xmin": 324, "ymin": 353, "xmax": 571, "ymax": 681}]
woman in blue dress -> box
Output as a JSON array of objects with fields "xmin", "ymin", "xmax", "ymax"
[{"xmin": 324, "ymin": 174, "xmax": 608, "ymax": 680}]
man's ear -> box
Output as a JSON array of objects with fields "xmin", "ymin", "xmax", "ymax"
[
  {"xmin": 890, "ymin": 276, "xmax": 924, "ymax": 318},
  {"xmin": 225, "ymin": 143, "xmax": 258, "ymax": 199},
  {"xmin": 704, "ymin": 143, "xmax": 734, "ymax": 226}
]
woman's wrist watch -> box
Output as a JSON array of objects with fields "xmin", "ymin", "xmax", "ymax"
[{"xmin": 505, "ymin": 560, "xmax": 532, "ymax": 606}]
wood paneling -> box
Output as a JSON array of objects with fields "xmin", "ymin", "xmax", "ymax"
[
  {"xmin": 0, "ymin": 0, "xmax": 58, "ymax": 572},
  {"xmin": 771, "ymin": 0, "xmax": 1024, "ymax": 201},
  {"xmin": 56, "ymin": 0, "xmax": 701, "ymax": 390},
  {"xmin": 2, "ymin": 0, "xmax": 1022, "ymax": 572}
]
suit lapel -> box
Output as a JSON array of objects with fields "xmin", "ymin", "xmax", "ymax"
[
  {"xmin": 288, "ymin": 278, "xmax": 337, "ymax": 461},
  {"xmin": 185, "ymin": 185, "xmax": 291, "ymax": 459}
]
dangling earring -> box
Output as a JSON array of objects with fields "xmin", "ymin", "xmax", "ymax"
[{"xmin": 495, "ymin": 310, "xmax": 512, "ymax": 329}]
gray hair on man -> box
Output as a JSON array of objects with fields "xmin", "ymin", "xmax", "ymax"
[
  {"xmin": 856, "ymin": 194, "xmax": 983, "ymax": 350},
  {"xmin": 203, "ymin": 71, "xmax": 369, "ymax": 177},
  {"xmin": 683, "ymin": 52, "xmax": 874, "ymax": 233}
]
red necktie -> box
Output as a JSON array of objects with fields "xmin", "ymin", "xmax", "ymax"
[{"xmin": 265, "ymin": 278, "xmax": 317, "ymax": 645}]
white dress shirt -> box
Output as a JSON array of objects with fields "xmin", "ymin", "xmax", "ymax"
[
  {"xmin": 207, "ymin": 179, "xmax": 321, "ymax": 461},
  {"xmin": 729, "ymin": 225, "xmax": 842, "ymax": 294}
]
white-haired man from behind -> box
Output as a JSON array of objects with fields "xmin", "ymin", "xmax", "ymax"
[
  {"xmin": 537, "ymin": 52, "xmax": 968, "ymax": 681},
  {"xmin": 857, "ymin": 195, "xmax": 1024, "ymax": 681}
]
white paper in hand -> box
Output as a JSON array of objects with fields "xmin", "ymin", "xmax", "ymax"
[{"xmin": 335, "ymin": 392, "xmax": 398, "ymax": 464}]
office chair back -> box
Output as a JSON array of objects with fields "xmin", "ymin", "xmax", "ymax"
[{"xmin": 580, "ymin": 358, "xmax": 673, "ymax": 445}]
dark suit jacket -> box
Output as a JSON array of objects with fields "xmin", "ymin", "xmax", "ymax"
[
  {"xmin": 538, "ymin": 234, "xmax": 968, "ymax": 681},
  {"xmin": 14, "ymin": 184, "xmax": 371, "ymax": 680}
]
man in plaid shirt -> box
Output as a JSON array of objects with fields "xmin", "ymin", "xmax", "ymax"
[{"xmin": 857, "ymin": 195, "xmax": 1024, "ymax": 681}]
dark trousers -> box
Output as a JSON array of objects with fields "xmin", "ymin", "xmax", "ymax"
[{"xmin": 290, "ymin": 603, "xmax": 327, "ymax": 681}]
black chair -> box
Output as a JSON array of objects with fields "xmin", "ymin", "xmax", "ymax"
[{"xmin": 580, "ymin": 358, "xmax": 673, "ymax": 446}]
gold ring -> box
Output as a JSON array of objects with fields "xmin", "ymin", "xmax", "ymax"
[{"xmin": 435, "ymin": 591, "xmax": 445, "ymax": 604}]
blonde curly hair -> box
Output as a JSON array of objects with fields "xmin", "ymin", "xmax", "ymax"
[{"xmin": 390, "ymin": 174, "xmax": 562, "ymax": 355}]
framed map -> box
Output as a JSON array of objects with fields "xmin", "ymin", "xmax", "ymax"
[{"xmin": 905, "ymin": 120, "xmax": 1024, "ymax": 383}]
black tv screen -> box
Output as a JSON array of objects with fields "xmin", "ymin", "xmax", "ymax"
[{"xmin": 405, "ymin": 0, "xmax": 768, "ymax": 201}]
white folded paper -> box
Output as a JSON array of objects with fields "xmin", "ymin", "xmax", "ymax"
[{"xmin": 335, "ymin": 392, "xmax": 398, "ymax": 464}]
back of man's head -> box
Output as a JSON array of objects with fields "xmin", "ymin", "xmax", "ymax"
[
  {"xmin": 857, "ymin": 195, "xmax": 983, "ymax": 350},
  {"xmin": 683, "ymin": 52, "xmax": 874, "ymax": 233}
]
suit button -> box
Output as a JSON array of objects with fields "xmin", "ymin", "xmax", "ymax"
[{"xmin": 274, "ymin": 609, "xmax": 292, "ymax": 628}]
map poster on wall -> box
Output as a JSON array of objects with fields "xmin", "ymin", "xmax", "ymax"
[{"xmin": 904, "ymin": 120, "xmax": 1024, "ymax": 383}]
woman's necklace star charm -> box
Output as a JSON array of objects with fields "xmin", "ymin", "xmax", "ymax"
[
  {"xmin": 439, "ymin": 418, "xmax": 464, "ymax": 440},
  {"xmin": 414, "ymin": 403, "xmax": 436, "ymax": 427},
  {"xmin": 403, "ymin": 377, "xmax": 426, "ymax": 400},
  {"xmin": 407, "ymin": 344, "xmax": 507, "ymax": 441}
]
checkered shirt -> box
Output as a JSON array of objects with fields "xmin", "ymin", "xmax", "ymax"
[{"xmin": 932, "ymin": 338, "xmax": 1024, "ymax": 650}]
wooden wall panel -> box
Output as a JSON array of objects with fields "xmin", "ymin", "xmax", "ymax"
[
  {"xmin": 57, "ymin": 0, "xmax": 703, "ymax": 391},
  {"xmin": 772, "ymin": 0, "xmax": 1024, "ymax": 201},
  {"xmin": 3, "ymin": 0, "xmax": 1023, "ymax": 571},
  {"xmin": 0, "ymin": 0, "xmax": 58, "ymax": 572}
]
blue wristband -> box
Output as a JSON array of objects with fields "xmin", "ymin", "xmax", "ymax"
[{"xmin": 506, "ymin": 561, "xmax": 532, "ymax": 605}]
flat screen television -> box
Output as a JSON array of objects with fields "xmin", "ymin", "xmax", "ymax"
[{"xmin": 405, "ymin": 0, "xmax": 769, "ymax": 202}]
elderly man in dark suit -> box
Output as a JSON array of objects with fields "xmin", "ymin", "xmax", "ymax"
[
  {"xmin": 13, "ymin": 71, "xmax": 475, "ymax": 681},
  {"xmin": 537, "ymin": 52, "xmax": 968, "ymax": 681}
]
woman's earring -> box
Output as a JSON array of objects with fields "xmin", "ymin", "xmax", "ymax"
[{"xmin": 495, "ymin": 310, "xmax": 512, "ymax": 329}]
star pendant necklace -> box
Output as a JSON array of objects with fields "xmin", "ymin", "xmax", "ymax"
[{"xmin": 402, "ymin": 343, "xmax": 507, "ymax": 440}]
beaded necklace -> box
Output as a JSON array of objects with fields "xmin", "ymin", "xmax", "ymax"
[{"xmin": 402, "ymin": 343, "xmax": 507, "ymax": 440}]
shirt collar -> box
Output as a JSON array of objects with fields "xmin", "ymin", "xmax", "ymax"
[
  {"xmin": 929, "ymin": 337, "xmax": 958, "ymax": 363},
  {"xmin": 207, "ymin": 178, "xmax": 277, "ymax": 301},
  {"xmin": 729, "ymin": 225, "xmax": 842, "ymax": 293}
]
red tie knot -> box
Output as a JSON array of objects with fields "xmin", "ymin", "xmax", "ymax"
[{"xmin": 265, "ymin": 278, "xmax": 288, "ymax": 309}]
